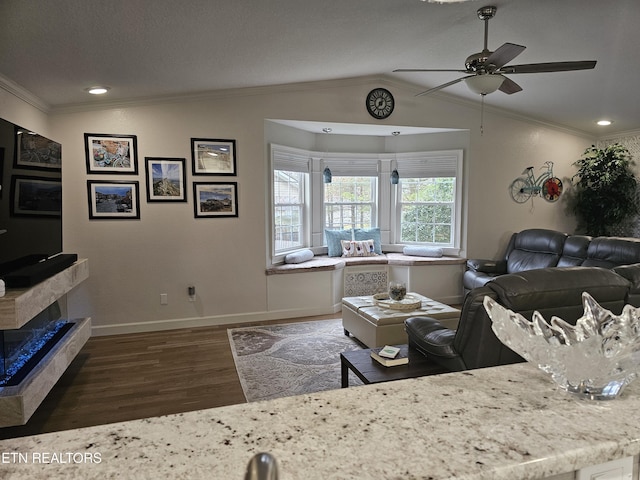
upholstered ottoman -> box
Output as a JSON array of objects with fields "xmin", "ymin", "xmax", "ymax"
[{"xmin": 341, "ymin": 293, "xmax": 460, "ymax": 348}]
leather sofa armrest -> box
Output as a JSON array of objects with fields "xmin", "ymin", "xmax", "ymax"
[
  {"xmin": 613, "ymin": 263, "xmax": 640, "ymax": 290},
  {"xmin": 615, "ymin": 264, "xmax": 640, "ymax": 307},
  {"xmin": 466, "ymin": 258, "xmax": 507, "ymax": 274},
  {"xmin": 405, "ymin": 317, "xmax": 464, "ymax": 371},
  {"xmin": 405, "ymin": 316, "xmax": 450, "ymax": 342}
]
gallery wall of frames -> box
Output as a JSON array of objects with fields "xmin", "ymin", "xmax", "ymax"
[{"xmin": 83, "ymin": 134, "xmax": 238, "ymax": 220}]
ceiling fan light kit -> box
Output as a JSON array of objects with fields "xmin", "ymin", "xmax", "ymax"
[
  {"xmin": 465, "ymin": 74, "xmax": 504, "ymax": 95},
  {"xmin": 395, "ymin": 5, "xmax": 597, "ymax": 98}
]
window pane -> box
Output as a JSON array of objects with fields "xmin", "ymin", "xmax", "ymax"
[
  {"xmin": 274, "ymin": 170, "xmax": 305, "ymax": 252},
  {"xmin": 324, "ymin": 176, "xmax": 376, "ymax": 231},
  {"xmin": 399, "ymin": 177, "xmax": 455, "ymax": 246}
]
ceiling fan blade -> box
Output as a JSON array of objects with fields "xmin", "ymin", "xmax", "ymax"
[
  {"xmin": 486, "ymin": 43, "xmax": 526, "ymax": 69},
  {"xmin": 415, "ymin": 76, "xmax": 474, "ymax": 97},
  {"xmin": 499, "ymin": 76, "xmax": 523, "ymax": 94},
  {"xmin": 394, "ymin": 68, "xmax": 468, "ymax": 73},
  {"xmin": 501, "ymin": 60, "xmax": 597, "ymax": 74}
]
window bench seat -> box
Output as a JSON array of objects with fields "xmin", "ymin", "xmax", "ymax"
[
  {"xmin": 265, "ymin": 254, "xmax": 465, "ymax": 275},
  {"xmin": 265, "ymin": 254, "xmax": 466, "ymax": 320}
]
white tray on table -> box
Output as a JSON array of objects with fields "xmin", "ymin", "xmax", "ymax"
[{"xmin": 372, "ymin": 293, "xmax": 422, "ymax": 311}]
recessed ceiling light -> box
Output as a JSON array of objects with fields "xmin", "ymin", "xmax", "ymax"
[
  {"xmin": 596, "ymin": 120, "xmax": 613, "ymax": 126},
  {"xmin": 85, "ymin": 86, "xmax": 110, "ymax": 95}
]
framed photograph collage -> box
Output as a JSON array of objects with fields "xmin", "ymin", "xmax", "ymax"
[{"xmin": 84, "ymin": 134, "xmax": 238, "ymax": 220}]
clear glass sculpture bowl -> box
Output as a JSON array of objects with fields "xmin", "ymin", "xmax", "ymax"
[{"xmin": 484, "ymin": 293, "xmax": 640, "ymax": 400}]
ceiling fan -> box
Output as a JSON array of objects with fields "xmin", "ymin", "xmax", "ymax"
[{"xmin": 394, "ymin": 5, "xmax": 597, "ymax": 97}]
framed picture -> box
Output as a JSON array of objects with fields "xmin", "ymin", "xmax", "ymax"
[
  {"xmin": 87, "ymin": 180, "xmax": 140, "ymax": 219},
  {"xmin": 191, "ymin": 138, "xmax": 236, "ymax": 175},
  {"xmin": 85, "ymin": 133, "xmax": 138, "ymax": 174},
  {"xmin": 193, "ymin": 182, "xmax": 238, "ymax": 218},
  {"xmin": 10, "ymin": 175, "xmax": 62, "ymax": 217},
  {"xmin": 145, "ymin": 157, "xmax": 187, "ymax": 202},
  {"xmin": 15, "ymin": 129, "xmax": 62, "ymax": 170}
]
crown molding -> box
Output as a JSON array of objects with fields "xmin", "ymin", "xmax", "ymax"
[{"xmin": 0, "ymin": 73, "xmax": 50, "ymax": 113}]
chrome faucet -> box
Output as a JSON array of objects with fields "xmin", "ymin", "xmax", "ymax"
[{"xmin": 244, "ymin": 452, "xmax": 278, "ymax": 480}]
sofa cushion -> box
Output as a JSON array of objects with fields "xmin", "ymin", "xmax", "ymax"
[
  {"xmin": 354, "ymin": 227, "xmax": 382, "ymax": 254},
  {"xmin": 582, "ymin": 237, "xmax": 640, "ymax": 268},
  {"xmin": 284, "ymin": 249, "xmax": 314, "ymax": 264},
  {"xmin": 340, "ymin": 239, "xmax": 377, "ymax": 257},
  {"xmin": 557, "ymin": 235, "xmax": 591, "ymax": 267},
  {"xmin": 403, "ymin": 245, "xmax": 443, "ymax": 257},
  {"xmin": 325, "ymin": 229, "xmax": 352, "ymax": 257},
  {"xmin": 506, "ymin": 228, "xmax": 567, "ymax": 273}
]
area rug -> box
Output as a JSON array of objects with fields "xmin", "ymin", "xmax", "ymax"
[{"xmin": 228, "ymin": 319, "xmax": 364, "ymax": 402}]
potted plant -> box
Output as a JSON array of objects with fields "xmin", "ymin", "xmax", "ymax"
[{"xmin": 568, "ymin": 143, "xmax": 638, "ymax": 236}]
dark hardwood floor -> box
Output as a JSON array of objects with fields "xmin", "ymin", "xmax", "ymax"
[{"xmin": 0, "ymin": 312, "xmax": 341, "ymax": 440}]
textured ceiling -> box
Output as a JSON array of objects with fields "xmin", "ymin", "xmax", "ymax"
[{"xmin": 0, "ymin": 0, "xmax": 638, "ymax": 136}]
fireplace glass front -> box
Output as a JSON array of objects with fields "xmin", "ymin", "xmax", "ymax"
[{"xmin": 0, "ymin": 301, "xmax": 72, "ymax": 386}]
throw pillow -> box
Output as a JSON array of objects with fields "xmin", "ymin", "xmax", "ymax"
[
  {"xmin": 325, "ymin": 229, "xmax": 352, "ymax": 257},
  {"xmin": 403, "ymin": 245, "xmax": 444, "ymax": 258},
  {"xmin": 354, "ymin": 227, "xmax": 382, "ymax": 254},
  {"xmin": 341, "ymin": 239, "xmax": 377, "ymax": 257},
  {"xmin": 284, "ymin": 249, "xmax": 314, "ymax": 264}
]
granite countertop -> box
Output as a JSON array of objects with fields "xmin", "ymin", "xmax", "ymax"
[{"xmin": 2, "ymin": 362, "xmax": 640, "ymax": 479}]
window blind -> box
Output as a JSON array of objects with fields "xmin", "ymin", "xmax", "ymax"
[
  {"xmin": 322, "ymin": 156, "xmax": 379, "ymax": 176},
  {"xmin": 396, "ymin": 151, "xmax": 461, "ymax": 178},
  {"xmin": 272, "ymin": 145, "xmax": 310, "ymax": 173}
]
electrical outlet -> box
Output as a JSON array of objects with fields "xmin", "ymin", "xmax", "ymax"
[
  {"xmin": 160, "ymin": 293, "xmax": 168, "ymax": 305},
  {"xmin": 188, "ymin": 285, "xmax": 196, "ymax": 302}
]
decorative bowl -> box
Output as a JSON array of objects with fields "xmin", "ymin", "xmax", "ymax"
[{"xmin": 484, "ymin": 292, "xmax": 640, "ymax": 400}]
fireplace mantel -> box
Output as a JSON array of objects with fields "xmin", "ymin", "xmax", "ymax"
[{"xmin": 0, "ymin": 258, "xmax": 89, "ymax": 330}]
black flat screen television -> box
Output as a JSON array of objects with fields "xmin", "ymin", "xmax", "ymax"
[{"xmin": 0, "ymin": 117, "xmax": 63, "ymax": 277}]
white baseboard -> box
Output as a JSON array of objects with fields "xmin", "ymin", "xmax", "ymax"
[{"xmin": 91, "ymin": 304, "xmax": 343, "ymax": 337}]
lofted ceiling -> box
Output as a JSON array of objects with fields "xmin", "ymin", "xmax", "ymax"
[{"xmin": 0, "ymin": 0, "xmax": 637, "ymax": 137}]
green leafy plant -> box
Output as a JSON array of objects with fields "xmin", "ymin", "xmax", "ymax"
[{"xmin": 568, "ymin": 143, "xmax": 638, "ymax": 236}]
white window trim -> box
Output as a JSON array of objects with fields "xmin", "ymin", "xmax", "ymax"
[{"xmin": 269, "ymin": 144, "xmax": 464, "ymax": 263}]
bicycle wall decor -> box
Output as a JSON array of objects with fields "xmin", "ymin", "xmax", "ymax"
[{"xmin": 509, "ymin": 161, "xmax": 563, "ymax": 203}]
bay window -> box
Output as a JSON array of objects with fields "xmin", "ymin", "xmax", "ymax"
[{"xmin": 270, "ymin": 144, "xmax": 463, "ymax": 263}]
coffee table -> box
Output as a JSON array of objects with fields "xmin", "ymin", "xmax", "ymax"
[
  {"xmin": 342, "ymin": 293, "xmax": 460, "ymax": 348},
  {"xmin": 340, "ymin": 344, "xmax": 447, "ymax": 387}
]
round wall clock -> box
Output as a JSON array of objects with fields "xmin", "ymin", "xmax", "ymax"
[{"xmin": 366, "ymin": 88, "xmax": 395, "ymax": 119}]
